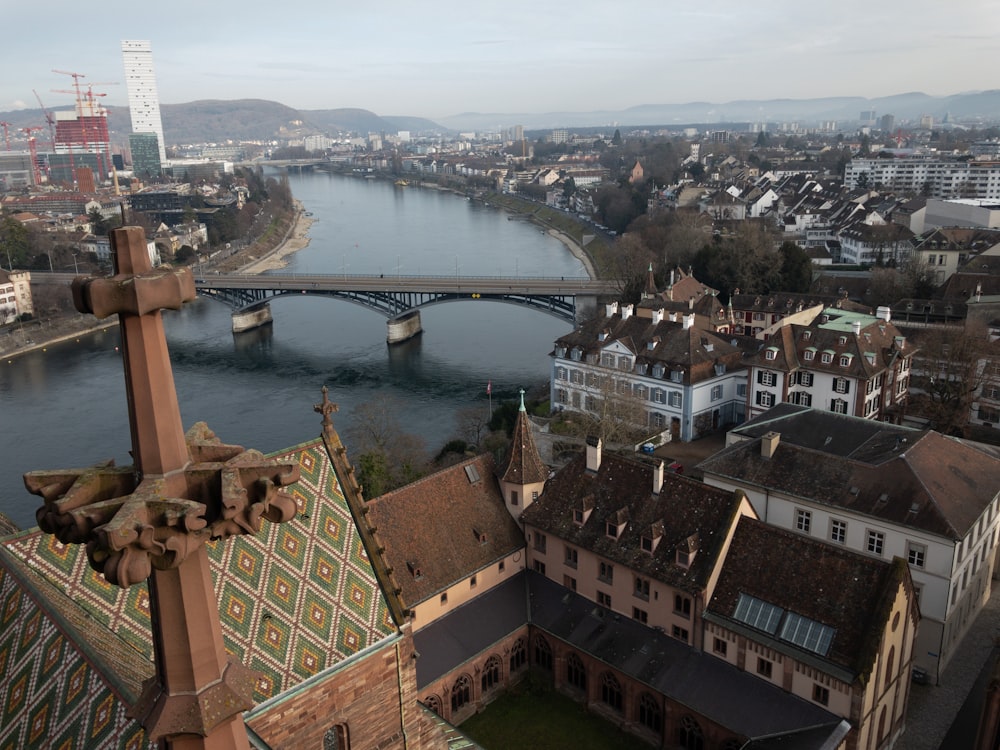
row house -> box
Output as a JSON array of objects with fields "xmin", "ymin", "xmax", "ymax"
[
  {"xmin": 523, "ymin": 440, "xmax": 917, "ymax": 749},
  {"xmin": 551, "ymin": 301, "xmax": 746, "ymax": 441},
  {"xmin": 700, "ymin": 404, "xmax": 1000, "ymax": 680},
  {"xmin": 838, "ymin": 220, "xmax": 914, "ymax": 266},
  {"xmin": 744, "ymin": 308, "xmax": 915, "ymax": 422}
]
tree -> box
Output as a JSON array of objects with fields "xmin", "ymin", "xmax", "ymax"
[
  {"xmin": 611, "ymin": 129, "xmax": 622, "ymax": 146},
  {"xmin": 345, "ymin": 396, "xmax": 428, "ymax": 497},
  {"xmin": 910, "ymin": 323, "xmax": 993, "ymax": 436},
  {"xmin": 601, "ymin": 233, "xmax": 655, "ymax": 302},
  {"xmin": 0, "ymin": 216, "xmax": 30, "ymax": 270},
  {"xmin": 778, "ymin": 241, "xmax": 813, "ymax": 292}
]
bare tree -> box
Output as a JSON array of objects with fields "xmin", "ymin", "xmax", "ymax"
[
  {"xmin": 345, "ymin": 396, "xmax": 428, "ymax": 497},
  {"xmin": 909, "ymin": 322, "xmax": 992, "ymax": 436}
]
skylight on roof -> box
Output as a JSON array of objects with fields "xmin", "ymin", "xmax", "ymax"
[
  {"xmin": 779, "ymin": 612, "xmax": 836, "ymax": 656},
  {"xmin": 734, "ymin": 593, "xmax": 783, "ymax": 635},
  {"xmin": 464, "ymin": 465, "xmax": 481, "ymax": 483}
]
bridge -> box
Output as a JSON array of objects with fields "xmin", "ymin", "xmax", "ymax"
[{"xmin": 194, "ymin": 273, "xmax": 618, "ymax": 342}]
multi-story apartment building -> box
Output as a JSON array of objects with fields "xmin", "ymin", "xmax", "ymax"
[
  {"xmin": 745, "ymin": 308, "xmax": 915, "ymax": 422},
  {"xmin": 551, "ymin": 301, "xmax": 745, "ymax": 441},
  {"xmin": 523, "ymin": 438, "xmax": 917, "ymax": 749},
  {"xmin": 845, "ymin": 158, "xmax": 1000, "ymax": 200},
  {"xmin": 0, "ymin": 270, "xmax": 32, "ymax": 325},
  {"xmin": 700, "ymin": 404, "xmax": 1000, "ymax": 680}
]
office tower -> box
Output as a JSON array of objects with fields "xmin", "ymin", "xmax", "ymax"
[
  {"xmin": 122, "ymin": 40, "xmax": 167, "ymax": 163},
  {"xmin": 129, "ymin": 132, "xmax": 162, "ymax": 179}
]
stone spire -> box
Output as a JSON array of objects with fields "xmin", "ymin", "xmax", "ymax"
[
  {"xmin": 497, "ymin": 389, "xmax": 548, "ymax": 495},
  {"xmin": 23, "ymin": 227, "xmax": 300, "ymax": 750}
]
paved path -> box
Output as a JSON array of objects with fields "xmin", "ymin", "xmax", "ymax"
[{"xmin": 901, "ymin": 585, "xmax": 1000, "ymax": 749}]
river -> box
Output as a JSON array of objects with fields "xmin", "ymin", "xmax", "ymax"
[{"xmin": 0, "ymin": 172, "xmax": 585, "ymax": 530}]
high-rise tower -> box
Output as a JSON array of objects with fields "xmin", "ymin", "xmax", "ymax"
[{"xmin": 121, "ymin": 40, "xmax": 167, "ymax": 164}]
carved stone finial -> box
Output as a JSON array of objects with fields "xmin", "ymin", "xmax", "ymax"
[{"xmin": 314, "ymin": 386, "xmax": 339, "ymax": 435}]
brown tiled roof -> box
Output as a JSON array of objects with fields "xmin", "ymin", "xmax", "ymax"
[
  {"xmin": 366, "ymin": 454, "xmax": 524, "ymax": 607},
  {"xmin": 748, "ymin": 314, "xmax": 909, "ymax": 380},
  {"xmin": 521, "ymin": 451, "xmax": 747, "ymax": 595},
  {"xmin": 555, "ymin": 311, "xmax": 743, "ymax": 385},
  {"xmin": 699, "ymin": 412, "xmax": 1000, "ymax": 539},
  {"xmin": 708, "ymin": 516, "xmax": 909, "ymax": 680},
  {"xmin": 497, "ymin": 404, "xmax": 548, "ymax": 485}
]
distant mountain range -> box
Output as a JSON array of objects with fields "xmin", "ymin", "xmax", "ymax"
[{"xmin": 2, "ymin": 91, "xmax": 999, "ymax": 147}]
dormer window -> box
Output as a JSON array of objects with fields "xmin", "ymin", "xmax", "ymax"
[
  {"xmin": 652, "ymin": 363, "xmax": 665, "ymax": 379},
  {"xmin": 606, "ymin": 508, "xmax": 629, "ymax": 539},
  {"xmin": 641, "ymin": 521, "xmax": 664, "ymax": 554},
  {"xmin": 636, "ymin": 363, "xmax": 648, "ymax": 375},
  {"xmin": 406, "ymin": 561, "xmax": 423, "ymax": 579},
  {"xmin": 473, "ymin": 528, "xmax": 487, "ymax": 544},
  {"xmin": 765, "ymin": 347, "xmax": 777, "ymax": 361},
  {"xmin": 676, "ymin": 533, "xmax": 700, "ymax": 568},
  {"xmin": 598, "ymin": 331, "xmax": 609, "ymax": 342},
  {"xmin": 570, "ymin": 347, "xmax": 582, "ymax": 361},
  {"xmin": 573, "ymin": 496, "xmax": 594, "ymax": 526},
  {"xmin": 555, "ymin": 346, "xmax": 567, "ymax": 358},
  {"xmin": 670, "ymin": 369, "xmax": 683, "ymax": 383},
  {"xmin": 804, "ymin": 348, "xmax": 815, "ymax": 361},
  {"xmin": 821, "ymin": 351, "xmax": 833, "ymax": 364},
  {"xmin": 802, "ymin": 330, "xmax": 812, "ymax": 341},
  {"xmin": 840, "ymin": 354, "xmax": 852, "ymax": 367}
]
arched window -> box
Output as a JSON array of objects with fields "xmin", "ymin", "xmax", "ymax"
[
  {"xmin": 878, "ymin": 705, "xmax": 888, "ymax": 741},
  {"xmin": 509, "ymin": 638, "xmax": 527, "ymax": 673},
  {"xmin": 566, "ymin": 653, "xmax": 586, "ymax": 691},
  {"xmin": 323, "ymin": 724, "xmax": 349, "ymax": 750},
  {"xmin": 534, "ymin": 635, "xmax": 553, "ymax": 671},
  {"xmin": 423, "ymin": 695, "xmax": 442, "ymax": 716},
  {"xmin": 638, "ymin": 693, "xmax": 662, "ymax": 734},
  {"xmin": 600, "ymin": 672, "xmax": 622, "ymax": 712},
  {"xmin": 885, "ymin": 645, "xmax": 895, "ymax": 684},
  {"xmin": 481, "ymin": 655, "xmax": 502, "ymax": 692},
  {"xmin": 678, "ymin": 715, "xmax": 704, "ymax": 750},
  {"xmin": 451, "ymin": 675, "xmax": 472, "ymax": 713}
]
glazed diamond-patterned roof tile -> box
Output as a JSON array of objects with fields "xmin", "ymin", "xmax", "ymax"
[
  {"xmin": 2, "ymin": 436, "xmax": 398, "ymax": 717},
  {"xmin": 0, "ymin": 557, "xmax": 153, "ymax": 750}
]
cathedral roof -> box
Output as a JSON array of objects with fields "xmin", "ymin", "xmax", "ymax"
[{"xmin": 0, "ymin": 436, "xmax": 399, "ymax": 747}]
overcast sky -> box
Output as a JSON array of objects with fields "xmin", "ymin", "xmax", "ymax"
[{"xmin": 3, "ymin": 1, "xmax": 998, "ymax": 120}]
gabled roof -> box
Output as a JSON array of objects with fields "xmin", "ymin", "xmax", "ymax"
[
  {"xmin": 698, "ymin": 407, "xmax": 1000, "ymax": 539},
  {"xmin": 366, "ymin": 454, "xmax": 524, "ymax": 607},
  {"xmin": 555, "ymin": 310, "xmax": 742, "ymax": 383},
  {"xmin": 707, "ymin": 516, "xmax": 911, "ymax": 683},
  {"xmin": 0, "ymin": 436, "xmax": 399, "ymax": 726},
  {"xmin": 747, "ymin": 310, "xmax": 911, "ymax": 379},
  {"xmin": 521, "ymin": 451, "xmax": 749, "ymax": 595}
]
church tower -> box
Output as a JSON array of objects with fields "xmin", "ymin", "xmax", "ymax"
[{"xmin": 496, "ymin": 389, "xmax": 548, "ymax": 521}]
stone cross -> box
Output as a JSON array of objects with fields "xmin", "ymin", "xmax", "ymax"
[
  {"xmin": 313, "ymin": 386, "xmax": 339, "ymax": 436},
  {"xmin": 23, "ymin": 227, "xmax": 300, "ymax": 750}
]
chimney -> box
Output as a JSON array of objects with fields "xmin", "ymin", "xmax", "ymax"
[
  {"xmin": 851, "ymin": 320, "xmax": 862, "ymax": 335},
  {"xmin": 606, "ymin": 301, "xmax": 619, "ymax": 317},
  {"xmin": 761, "ymin": 431, "xmax": 780, "ymax": 459},
  {"xmin": 669, "ymin": 312, "xmax": 677, "ymax": 323},
  {"xmin": 586, "ymin": 435, "xmax": 603, "ymax": 472},
  {"xmin": 876, "ymin": 305, "xmax": 892, "ymax": 322},
  {"xmin": 651, "ymin": 308, "xmax": 664, "ymax": 324},
  {"xmin": 683, "ymin": 313, "xmax": 695, "ymax": 330},
  {"xmin": 621, "ymin": 303, "xmax": 633, "ymax": 320},
  {"xmin": 689, "ymin": 295, "xmax": 696, "ymax": 310},
  {"xmin": 652, "ymin": 460, "xmax": 665, "ymax": 495}
]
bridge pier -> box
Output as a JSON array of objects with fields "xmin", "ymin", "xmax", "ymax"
[
  {"xmin": 232, "ymin": 303, "xmax": 273, "ymax": 333},
  {"xmin": 387, "ymin": 310, "xmax": 422, "ymax": 344}
]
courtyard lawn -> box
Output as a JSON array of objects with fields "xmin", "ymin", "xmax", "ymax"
[{"xmin": 459, "ymin": 682, "xmax": 637, "ymax": 750}]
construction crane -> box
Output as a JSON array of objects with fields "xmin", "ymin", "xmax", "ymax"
[
  {"xmin": 20, "ymin": 127, "xmax": 43, "ymax": 185},
  {"xmin": 0, "ymin": 121, "xmax": 10, "ymax": 151},
  {"xmin": 33, "ymin": 90, "xmax": 56, "ymax": 150}
]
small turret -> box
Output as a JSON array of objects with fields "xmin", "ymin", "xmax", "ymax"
[{"xmin": 497, "ymin": 389, "xmax": 549, "ymax": 522}]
